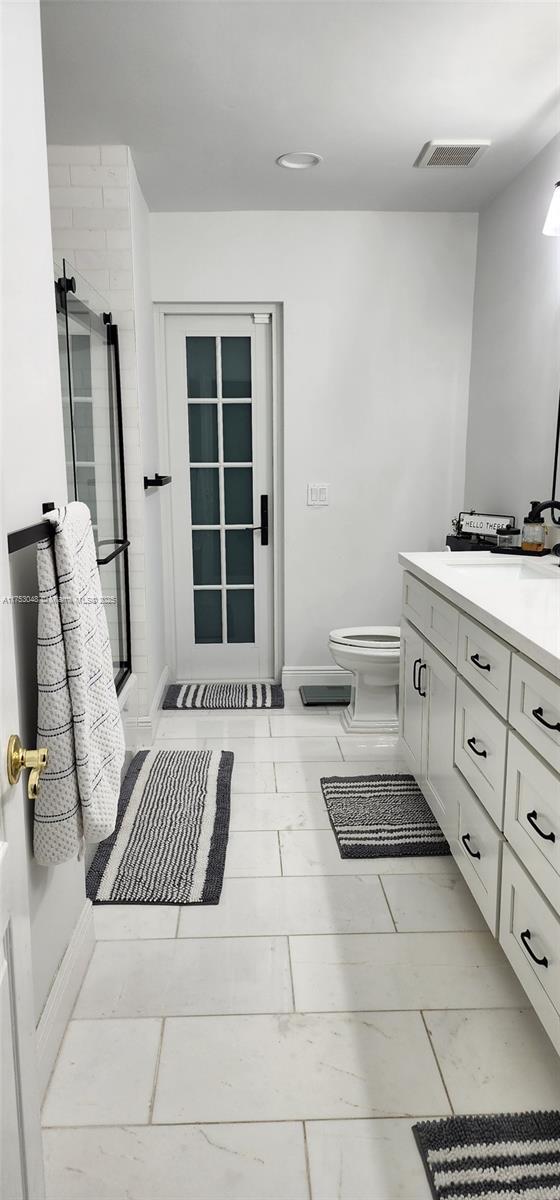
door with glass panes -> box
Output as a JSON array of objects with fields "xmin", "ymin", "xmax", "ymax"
[{"xmin": 165, "ymin": 313, "xmax": 274, "ymax": 680}]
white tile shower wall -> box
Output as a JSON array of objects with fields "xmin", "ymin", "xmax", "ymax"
[{"xmin": 49, "ymin": 146, "xmax": 166, "ymax": 721}]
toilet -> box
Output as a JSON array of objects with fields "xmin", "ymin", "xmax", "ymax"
[{"xmin": 328, "ymin": 626, "xmax": 401, "ymax": 733}]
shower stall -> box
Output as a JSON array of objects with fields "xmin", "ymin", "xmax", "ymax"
[{"xmin": 55, "ymin": 259, "xmax": 131, "ymax": 691}]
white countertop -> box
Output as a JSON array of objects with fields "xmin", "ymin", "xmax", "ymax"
[{"xmin": 398, "ymin": 551, "xmax": 560, "ymax": 677}]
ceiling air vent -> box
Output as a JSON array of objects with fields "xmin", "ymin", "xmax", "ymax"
[{"xmin": 414, "ymin": 140, "xmax": 491, "ymax": 168}]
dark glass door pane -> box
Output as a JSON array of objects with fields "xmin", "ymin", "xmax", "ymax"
[
  {"xmin": 227, "ymin": 589, "xmax": 255, "ymax": 643},
  {"xmin": 221, "ymin": 336, "xmax": 251, "ymax": 398},
  {"xmin": 192, "ymin": 530, "xmax": 221, "ymax": 585},
  {"xmin": 223, "ymin": 404, "xmax": 252, "ymax": 462},
  {"xmin": 194, "ymin": 590, "xmax": 222, "ymax": 643},
  {"xmin": 226, "ymin": 530, "xmax": 254, "ymax": 584},
  {"xmin": 188, "ymin": 404, "xmax": 218, "ymax": 462},
  {"xmin": 186, "ymin": 337, "xmax": 217, "ymax": 398},
  {"xmin": 190, "ymin": 468, "xmax": 220, "ymax": 524},
  {"xmin": 224, "ymin": 468, "xmax": 253, "ymax": 524}
]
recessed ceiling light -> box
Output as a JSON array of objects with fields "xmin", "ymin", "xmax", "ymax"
[{"xmin": 276, "ymin": 151, "xmax": 323, "ymax": 170}]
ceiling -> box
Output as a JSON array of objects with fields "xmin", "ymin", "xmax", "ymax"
[{"xmin": 40, "ymin": 1, "xmax": 560, "ymax": 212}]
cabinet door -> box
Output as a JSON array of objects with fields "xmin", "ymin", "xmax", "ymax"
[
  {"xmin": 423, "ymin": 641, "xmax": 461, "ymax": 843},
  {"xmin": 399, "ymin": 619, "xmax": 424, "ymax": 777}
]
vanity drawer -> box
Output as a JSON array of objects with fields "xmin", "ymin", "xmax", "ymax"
[
  {"xmin": 455, "ymin": 678, "xmax": 507, "ymax": 827},
  {"xmin": 504, "ymin": 732, "xmax": 560, "ymax": 915},
  {"xmin": 454, "ymin": 782, "xmax": 502, "ymax": 934},
  {"xmin": 402, "ymin": 573, "xmax": 459, "ymax": 665},
  {"xmin": 510, "ymin": 655, "xmax": 560, "ymax": 774},
  {"xmin": 457, "ymin": 614, "xmax": 511, "ymax": 717},
  {"xmin": 500, "ymin": 845, "xmax": 560, "ymax": 1053}
]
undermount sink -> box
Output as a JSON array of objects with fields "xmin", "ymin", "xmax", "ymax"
[{"xmin": 443, "ymin": 556, "xmax": 558, "ymax": 581}]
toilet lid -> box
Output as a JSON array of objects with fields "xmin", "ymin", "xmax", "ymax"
[{"xmin": 329, "ymin": 625, "xmax": 400, "ymax": 650}]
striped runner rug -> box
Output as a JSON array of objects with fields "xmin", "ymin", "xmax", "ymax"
[
  {"xmin": 413, "ymin": 1110, "xmax": 560, "ymax": 1199},
  {"xmin": 86, "ymin": 748, "xmax": 233, "ymax": 904},
  {"xmin": 163, "ymin": 682, "xmax": 285, "ymax": 710},
  {"xmin": 320, "ymin": 772, "xmax": 450, "ymax": 858}
]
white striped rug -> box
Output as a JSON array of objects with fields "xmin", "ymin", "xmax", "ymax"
[
  {"xmin": 413, "ymin": 1110, "xmax": 560, "ymax": 1199},
  {"xmin": 320, "ymin": 772, "xmax": 450, "ymax": 858},
  {"xmin": 163, "ymin": 682, "xmax": 285, "ymax": 710},
  {"xmin": 86, "ymin": 749, "xmax": 232, "ymax": 904}
]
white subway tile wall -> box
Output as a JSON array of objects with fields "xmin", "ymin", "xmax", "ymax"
[{"xmin": 49, "ymin": 145, "xmax": 150, "ymax": 719}]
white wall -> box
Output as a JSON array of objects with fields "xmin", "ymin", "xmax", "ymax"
[
  {"xmin": 150, "ymin": 211, "xmax": 478, "ymax": 669},
  {"xmin": 465, "ymin": 134, "xmax": 560, "ymax": 522},
  {"xmin": 129, "ymin": 159, "xmax": 166, "ymax": 707},
  {"xmin": 1, "ymin": 0, "xmax": 86, "ymax": 1024}
]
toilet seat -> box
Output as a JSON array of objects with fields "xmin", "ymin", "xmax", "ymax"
[{"xmin": 329, "ymin": 625, "xmax": 400, "ymax": 651}]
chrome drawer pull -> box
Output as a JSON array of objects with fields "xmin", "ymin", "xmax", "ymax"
[
  {"xmin": 532, "ymin": 706, "xmax": 560, "ymax": 733},
  {"xmin": 467, "ymin": 736, "xmax": 487, "ymax": 758},
  {"xmin": 520, "ymin": 929, "xmax": 549, "ymax": 969},
  {"xmin": 461, "ymin": 833, "xmax": 481, "ymax": 860},
  {"xmin": 526, "ymin": 810, "xmax": 556, "ymax": 843},
  {"xmin": 470, "ymin": 653, "xmax": 491, "ymax": 672}
]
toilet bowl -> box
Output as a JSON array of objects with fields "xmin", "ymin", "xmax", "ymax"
[{"xmin": 328, "ymin": 626, "xmax": 400, "ymax": 733}]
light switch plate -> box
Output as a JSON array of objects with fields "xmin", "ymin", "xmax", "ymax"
[{"xmin": 307, "ymin": 483, "xmax": 329, "ymax": 506}]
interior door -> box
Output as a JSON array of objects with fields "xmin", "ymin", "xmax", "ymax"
[
  {"xmin": 0, "ymin": 542, "xmax": 45, "ymax": 1198},
  {"xmin": 165, "ymin": 313, "xmax": 274, "ymax": 681}
]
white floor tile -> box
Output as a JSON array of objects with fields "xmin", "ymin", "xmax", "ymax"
[
  {"xmin": 225, "ymin": 831, "xmax": 281, "ymax": 876},
  {"xmin": 425, "ymin": 1008, "xmax": 560, "ymax": 1113},
  {"xmin": 74, "ymin": 937, "xmax": 293, "ymax": 1018},
  {"xmin": 156, "ymin": 713, "xmax": 271, "ymax": 738},
  {"xmin": 279, "ymin": 829, "xmax": 456, "ymax": 877},
  {"xmin": 290, "ymin": 932, "xmax": 527, "ymax": 1011},
  {"xmin": 337, "ymin": 736, "xmax": 404, "ymax": 763},
  {"xmin": 230, "ymin": 790, "xmax": 330, "ymax": 831},
  {"xmin": 306, "ymin": 1118, "xmax": 433, "ymax": 1200},
  {"xmin": 153, "ymin": 1012, "xmax": 450, "ymax": 1123},
  {"xmin": 275, "ymin": 760, "xmax": 404, "ymax": 791},
  {"xmin": 269, "ymin": 713, "xmax": 344, "ymax": 736},
  {"xmin": 231, "ymin": 762, "xmax": 276, "ymax": 792},
  {"xmin": 43, "ymin": 1122, "xmax": 309, "ymax": 1200},
  {"xmin": 204, "ymin": 736, "xmax": 343, "ymax": 761},
  {"xmin": 93, "ymin": 905, "xmax": 178, "ymax": 940},
  {"xmin": 42, "ymin": 1019, "xmax": 161, "ymax": 1127},
  {"xmin": 381, "ymin": 870, "xmax": 487, "ymax": 931},
  {"xmin": 177, "ymin": 875, "xmax": 394, "ymax": 937}
]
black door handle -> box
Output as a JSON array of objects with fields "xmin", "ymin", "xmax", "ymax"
[
  {"xmin": 461, "ymin": 833, "xmax": 481, "ymax": 859},
  {"xmin": 418, "ymin": 662, "xmax": 427, "ymax": 698},
  {"xmin": 526, "ymin": 810, "xmax": 556, "ymax": 843},
  {"xmin": 245, "ymin": 496, "xmax": 269, "ymax": 546},
  {"xmin": 532, "ymin": 706, "xmax": 560, "ymax": 733},
  {"xmin": 412, "ymin": 658, "xmax": 421, "ymax": 692},
  {"xmin": 467, "ymin": 736, "xmax": 487, "ymax": 758},
  {"xmin": 470, "ymin": 653, "xmax": 491, "ymax": 672},
  {"xmin": 520, "ymin": 929, "xmax": 548, "ymax": 968}
]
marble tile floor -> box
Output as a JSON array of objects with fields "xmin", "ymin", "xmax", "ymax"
[{"xmin": 43, "ymin": 695, "xmax": 560, "ymax": 1199}]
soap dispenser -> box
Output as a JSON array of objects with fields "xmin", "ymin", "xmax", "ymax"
[{"xmin": 522, "ymin": 503, "xmax": 545, "ymax": 553}]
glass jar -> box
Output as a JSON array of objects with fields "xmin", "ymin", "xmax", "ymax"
[
  {"xmin": 522, "ymin": 519, "xmax": 545, "ymax": 553},
  {"xmin": 496, "ymin": 525, "xmax": 520, "ymax": 549}
]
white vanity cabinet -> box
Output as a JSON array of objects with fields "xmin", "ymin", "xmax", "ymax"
[{"xmin": 399, "ymin": 558, "xmax": 560, "ymax": 1052}]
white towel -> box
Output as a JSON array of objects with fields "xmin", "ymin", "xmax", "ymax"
[{"xmin": 34, "ymin": 502, "xmax": 125, "ymax": 865}]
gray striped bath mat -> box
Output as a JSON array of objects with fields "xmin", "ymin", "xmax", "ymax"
[
  {"xmin": 413, "ymin": 1110, "xmax": 560, "ymax": 1199},
  {"xmin": 86, "ymin": 748, "xmax": 233, "ymax": 905},
  {"xmin": 163, "ymin": 682, "xmax": 285, "ymax": 710},
  {"xmin": 320, "ymin": 772, "xmax": 450, "ymax": 858}
]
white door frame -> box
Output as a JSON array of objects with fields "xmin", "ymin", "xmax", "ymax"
[{"xmin": 154, "ymin": 302, "xmax": 284, "ymax": 682}]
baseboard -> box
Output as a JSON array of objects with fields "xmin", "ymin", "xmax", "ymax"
[
  {"xmin": 136, "ymin": 665, "xmax": 170, "ymax": 742},
  {"xmin": 282, "ymin": 665, "xmax": 353, "ymax": 691},
  {"xmin": 36, "ymin": 899, "xmax": 95, "ymax": 1100}
]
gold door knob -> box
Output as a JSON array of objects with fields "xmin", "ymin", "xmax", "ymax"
[{"xmin": 7, "ymin": 735, "xmax": 48, "ymax": 799}]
